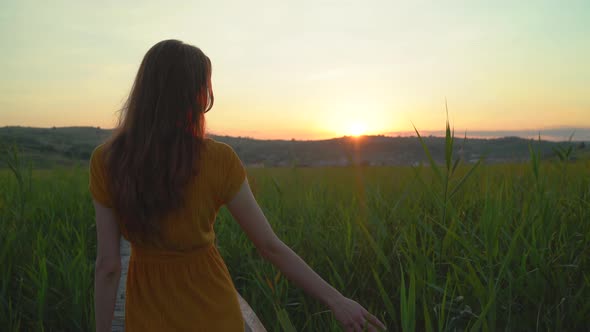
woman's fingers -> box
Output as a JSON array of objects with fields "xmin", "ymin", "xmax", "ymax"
[
  {"xmin": 353, "ymin": 321, "xmax": 364, "ymax": 332},
  {"xmin": 366, "ymin": 323, "xmax": 378, "ymax": 332},
  {"xmin": 362, "ymin": 309, "xmax": 387, "ymax": 331},
  {"xmin": 345, "ymin": 322, "xmax": 362, "ymax": 332},
  {"xmin": 346, "ymin": 315, "xmax": 364, "ymax": 332},
  {"xmin": 332, "ymin": 297, "xmax": 386, "ymax": 331},
  {"xmin": 361, "ymin": 318, "xmax": 381, "ymax": 332}
]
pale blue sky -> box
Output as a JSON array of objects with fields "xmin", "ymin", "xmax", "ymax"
[{"xmin": 1, "ymin": 0, "xmax": 589, "ymax": 139}]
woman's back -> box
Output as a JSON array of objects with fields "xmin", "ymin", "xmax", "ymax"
[
  {"xmin": 90, "ymin": 138, "xmax": 246, "ymax": 331},
  {"xmin": 90, "ymin": 138, "xmax": 245, "ymax": 250}
]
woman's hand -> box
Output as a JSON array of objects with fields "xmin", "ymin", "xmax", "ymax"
[{"xmin": 328, "ymin": 296, "xmax": 387, "ymax": 332}]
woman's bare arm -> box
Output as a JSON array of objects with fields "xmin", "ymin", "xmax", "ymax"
[
  {"xmin": 93, "ymin": 200, "xmax": 122, "ymax": 332},
  {"xmin": 227, "ymin": 179, "xmax": 386, "ymax": 332}
]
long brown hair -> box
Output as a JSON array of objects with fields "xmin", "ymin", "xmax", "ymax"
[{"xmin": 103, "ymin": 39, "xmax": 214, "ymax": 239}]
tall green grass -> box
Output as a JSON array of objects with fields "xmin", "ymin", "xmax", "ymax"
[
  {"xmin": 1, "ymin": 130, "xmax": 589, "ymax": 331},
  {"xmin": 1, "ymin": 145, "xmax": 95, "ymax": 330}
]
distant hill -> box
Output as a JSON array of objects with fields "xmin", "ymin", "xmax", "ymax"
[
  {"xmin": 387, "ymin": 128, "xmax": 590, "ymax": 142},
  {"xmin": 0, "ymin": 126, "xmax": 588, "ymax": 168}
]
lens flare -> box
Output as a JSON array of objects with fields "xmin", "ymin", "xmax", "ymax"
[{"xmin": 348, "ymin": 123, "xmax": 366, "ymax": 137}]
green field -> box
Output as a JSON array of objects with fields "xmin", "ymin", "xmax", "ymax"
[{"xmin": 1, "ymin": 136, "xmax": 589, "ymax": 331}]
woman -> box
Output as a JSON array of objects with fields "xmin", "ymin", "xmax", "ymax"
[{"xmin": 90, "ymin": 39, "xmax": 386, "ymax": 332}]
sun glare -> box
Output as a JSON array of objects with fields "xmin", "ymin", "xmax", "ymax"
[{"xmin": 348, "ymin": 123, "xmax": 366, "ymax": 137}]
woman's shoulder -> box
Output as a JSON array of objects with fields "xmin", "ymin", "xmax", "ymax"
[
  {"xmin": 203, "ymin": 138, "xmax": 237, "ymax": 156},
  {"xmin": 202, "ymin": 138, "xmax": 243, "ymax": 171},
  {"xmin": 90, "ymin": 142, "xmax": 107, "ymax": 162}
]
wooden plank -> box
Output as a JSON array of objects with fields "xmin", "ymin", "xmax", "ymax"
[
  {"xmin": 238, "ymin": 293, "xmax": 268, "ymax": 332},
  {"xmin": 112, "ymin": 238, "xmax": 266, "ymax": 331},
  {"xmin": 111, "ymin": 239, "xmax": 128, "ymax": 332}
]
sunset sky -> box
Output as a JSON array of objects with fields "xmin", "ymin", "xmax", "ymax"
[{"xmin": 1, "ymin": 0, "xmax": 589, "ymax": 140}]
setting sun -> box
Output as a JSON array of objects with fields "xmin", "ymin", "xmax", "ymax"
[{"xmin": 348, "ymin": 122, "xmax": 366, "ymax": 137}]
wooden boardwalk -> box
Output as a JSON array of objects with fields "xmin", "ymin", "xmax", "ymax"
[{"xmin": 112, "ymin": 239, "xmax": 266, "ymax": 332}]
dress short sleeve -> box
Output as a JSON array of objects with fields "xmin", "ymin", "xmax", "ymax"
[
  {"xmin": 89, "ymin": 144, "xmax": 113, "ymax": 207},
  {"xmin": 220, "ymin": 144, "xmax": 246, "ymax": 205}
]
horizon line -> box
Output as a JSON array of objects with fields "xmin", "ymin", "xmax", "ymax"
[{"xmin": 2, "ymin": 125, "xmax": 590, "ymax": 142}]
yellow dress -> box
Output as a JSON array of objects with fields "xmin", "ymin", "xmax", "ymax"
[{"xmin": 89, "ymin": 138, "xmax": 246, "ymax": 331}]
